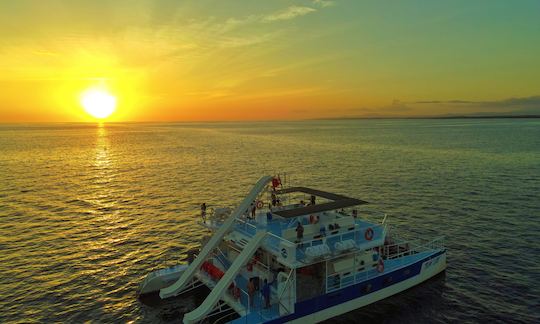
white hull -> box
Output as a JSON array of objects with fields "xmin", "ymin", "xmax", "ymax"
[
  {"xmin": 138, "ymin": 264, "xmax": 188, "ymax": 295},
  {"xmin": 290, "ymin": 253, "xmax": 447, "ymax": 323}
]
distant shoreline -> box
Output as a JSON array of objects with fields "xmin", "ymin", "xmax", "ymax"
[
  {"xmin": 0, "ymin": 115, "xmax": 539, "ymax": 125},
  {"xmin": 315, "ymin": 115, "xmax": 540, "ymax": 121}
]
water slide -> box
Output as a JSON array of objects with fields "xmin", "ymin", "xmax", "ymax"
[
  {"xmin": 183, "ymin": 231, "xmax": 266, "ymax": 324},
  {"xmin": 160, "ymin": 175, "xmax": 272, "ymax": 299}
]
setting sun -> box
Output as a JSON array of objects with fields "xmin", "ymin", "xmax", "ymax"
[{"xmin": 80, "ymin": 89, "xmax": 117, "ymax": 119}]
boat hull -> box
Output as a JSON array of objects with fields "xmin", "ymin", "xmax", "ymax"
[
  {"xmin": 138, "ymin": 264, "xmax": 188, "ymax": 296},
  {"xmin": 269, "ymin": 250, "xmax": 446, "ymax": 324}
]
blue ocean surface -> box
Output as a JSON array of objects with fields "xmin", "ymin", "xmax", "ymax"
[{"xmin": 0, "ymin": 119, "xmax": 539, "ymax": 323}]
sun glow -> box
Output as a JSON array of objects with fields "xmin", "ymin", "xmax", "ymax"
[{"xmin": 80, "ymin": 88, "xmax": 117, "ymax": 119}]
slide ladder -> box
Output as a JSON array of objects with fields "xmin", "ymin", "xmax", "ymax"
[
  {"xmin": 183, "ymin": 231, "xmax": 267, "ymax": 324},
  {"xmin": 160, "ymin": 175, "xmax": 272, "ymax": 299}
]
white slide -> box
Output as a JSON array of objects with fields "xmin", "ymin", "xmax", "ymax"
[
  {"xmin": 160, "ymin": 176, "xmax": 272, "ymax": 299},
  {"xmin": 183, "ymin": 231, "xmax": 266, "ymax": 324}
]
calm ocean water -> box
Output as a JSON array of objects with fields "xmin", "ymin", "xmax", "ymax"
[{"xmin": 1, "ymin": 119, "xmax": 539, "ymax": 323}]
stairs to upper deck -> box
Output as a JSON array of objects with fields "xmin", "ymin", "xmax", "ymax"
[
  {"xmin": 183, "ymin": 231, "xmax": 267, "ymax": 323},
  {"xmin": 159, "ymin": 176, "xmax": 272, "ymax": 299}
]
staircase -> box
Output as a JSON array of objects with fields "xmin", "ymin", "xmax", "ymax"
[
  {"xmin": 183, "ymin": 231, "xmax": 267, "ymax": 323},
  {"xmin": 159, "ymin": 176, "xmax": 272, "ymax": 299}
]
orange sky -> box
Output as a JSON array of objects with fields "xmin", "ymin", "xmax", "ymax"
[{"xmin": 1, "ymin": 1, "xmax": 539, "ymax": 122}]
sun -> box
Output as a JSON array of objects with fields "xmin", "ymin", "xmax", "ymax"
[{"xmin": 80, "ymin": 88, "xmax": 117, "ymax": 119}]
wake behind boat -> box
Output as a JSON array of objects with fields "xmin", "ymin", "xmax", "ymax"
[{"xmin": 138, "ymin": 175, "xmax": 446, "ymax": 323}]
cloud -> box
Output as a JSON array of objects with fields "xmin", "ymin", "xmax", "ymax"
[
  {"xmin": 312, "ymin": 0, "xmax": 336, "ymax": 8},
  {"xmin": 415, "ymin": 100, "xmax": 475, "ymax": 104},
  {"xmin": 411, "ymin": 95, "xmax": 540, "ymax": 115},
  {"xmin": 414, "ymin": 96, "xmax": 540, "ymax": 107},
  {"xmin": 218, "ymin": 32, "xmax": 280, "ymax": 48},
  {"xmin": 263, "ymin": 6, "xmax": 317, "ymax": 22}
]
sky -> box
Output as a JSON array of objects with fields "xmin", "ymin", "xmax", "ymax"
[{"xmin": 0, "ymin": 0, "xmax": 539, "ymax": 122}]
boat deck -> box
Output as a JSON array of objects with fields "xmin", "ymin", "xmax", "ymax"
[
  {"xmin": 233, "ymin": 214, "xmax": 386, "ymax": 266},
  {"xmin": 229, "ymin": 275, "xmax": 281, "ymax": 323}
]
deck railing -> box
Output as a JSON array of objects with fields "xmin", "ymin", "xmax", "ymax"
[
  {"xmin": 233, "ymin": 215, "xmax": 387, "ymax": 264},
  {"xmin": 325, "ymin": 234, "xmax": 445, "ymax": 293}
]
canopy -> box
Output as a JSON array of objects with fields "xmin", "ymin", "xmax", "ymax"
[{"xmin": 272, "ymin": 186, "xmax": 368, "ymax": 218}]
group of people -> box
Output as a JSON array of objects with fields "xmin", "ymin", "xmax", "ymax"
[
  {"xmin": 247, "ymin": 277, "xmax": 273, "ymax": 309},
  {"xmin": 270, "ymin": 192, "xmax": 282, "ymax": 207}
]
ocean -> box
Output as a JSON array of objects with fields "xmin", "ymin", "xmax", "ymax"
[{"xmin": 0, "ymin": 119, "xmax": 539, "ymax": 323}]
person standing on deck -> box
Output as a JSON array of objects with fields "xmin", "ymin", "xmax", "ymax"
[
  {"xmin": 246, "ymin": 202, "xmax": 254, "ymax": 219},
  {"xmin": 251, "ymin": 202, "xmax": 257, "ymax": 219},
  {"xmin": 201, "ymin": 203, "xmax": 207, "ymax": 219},
  {"xmin": 296, "ymin": 222, "xmax": 304, "ymax": 247},
  {"xmin": 261, "ymin": 278, "xmax": 273, "ymax": 309},
  {"xmin": 247, "ymin": 278, "xmax": 256, "ymax": 307}
]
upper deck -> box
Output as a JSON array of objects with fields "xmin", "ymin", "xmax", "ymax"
[{"xmin": 219, "ymin": 185, "xmax": 388, "ymax": 268}]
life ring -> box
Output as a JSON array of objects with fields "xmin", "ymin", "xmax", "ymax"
[
  {"xmin": 256, "ymin": 200, "xmax": 264, "ymax": 209},
  {"xmin": 377, "ymin": 258, "xmax": 384, "ymax": 273},
  {"xmin": 364, "ymin": 227, "xmax": 374, "ymax": 241}
]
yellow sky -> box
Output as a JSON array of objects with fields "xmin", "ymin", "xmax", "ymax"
[{"xmin": 1, "ymin": 1, "xmax": 539, "ymax": 122}]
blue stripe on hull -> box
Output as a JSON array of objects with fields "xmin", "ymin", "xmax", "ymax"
[{"xmin": 266, "ymin": 250, "xmax": 445, "ymax": 324}]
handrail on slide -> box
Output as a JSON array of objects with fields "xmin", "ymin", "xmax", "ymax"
[
  {"xmin": 183, "ymin": 231, "xmax": 267, "ymax": 324},
  {"xmin": 159, "ymin": 176, "xmax": 273, "ymax": 299}
]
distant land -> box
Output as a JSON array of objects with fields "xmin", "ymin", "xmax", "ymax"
[{"xmin": 325, "ymin": 114, "xmax": 540, "ymax": 121}]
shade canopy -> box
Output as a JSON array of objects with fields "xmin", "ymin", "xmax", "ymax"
[{"xmin": 272, "ymin": 187, "xmax": 368, "ymax": 218}]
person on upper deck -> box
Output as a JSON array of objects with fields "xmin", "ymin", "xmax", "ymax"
[
  {"xmin": 296, "ymin": 222, "xmax": 304, "ymax": 243},
  {"xmin": 310, "ymin": 195, "xmax": 316, "ymax": 205},
  {"xmin": 251, "ymin": 202, "xmax": 256, "ymax": 219},
  {"xmin": 320, "ymin": 221, "xmax": 326, "ymax": 237},
  {"xmin": 201, "ymin": 203, "xmax": 207, "ymax": 219}
]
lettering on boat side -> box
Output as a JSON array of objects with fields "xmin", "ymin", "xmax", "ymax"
[{"xmin": 425, "ymin": 256, "xmax": 441, "ymax": 269}]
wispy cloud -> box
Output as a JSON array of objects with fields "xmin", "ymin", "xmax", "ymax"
[
  {"xmin": 414, "ymin": 96, "xmax": 540, "ymax": 107},
  {"xmin": 312, "ymin": 0, "xmax": 336, "ymax": 8},
  {"xmin": 218, "ymin": 32, "xmax": 281, "ymax": 48},
  {"xmin": 410, "ymin": 95, "xmax": 540, "ymax": 116},
  {"xmin": 263, "ymin": 6, "xmax": 317, "ymax": 22}
]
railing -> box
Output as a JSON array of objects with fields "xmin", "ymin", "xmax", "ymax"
[
  {"xmin": 325, "ymin": 250, "xmax": 380, "ymax": 293},
  {"xmin": 295, "ymin": 223, "xmax": 386, "ymax": 262},
  {"xmin": 325, "ymin": 234, "xmax": 445, "ymax": 293},
  {"xmin": 276, "ymin": 268, "xmax": 295, "ymax": 315},
  {"xmin": 234, "ymin": 215, "xmax": 387, "ymax": 265}
]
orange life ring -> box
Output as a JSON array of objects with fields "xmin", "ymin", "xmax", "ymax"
[
  {"xmin": 365, "ymin": 227, "xmax": 374, "ymax": 241},
  {"xmin": 377, "ymin": 258, "xmax": 384, "ymax": 273},
  {"xmin": 256, "ymin": 200, "xmax": 264, "ymax": 209}
]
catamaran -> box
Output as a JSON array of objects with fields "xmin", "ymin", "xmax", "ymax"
[{"xmin": 138, "ymin": 175, "xmax": 446, "ymax": 323}]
